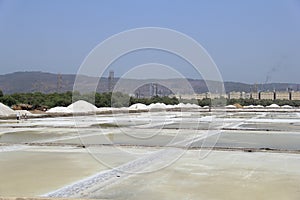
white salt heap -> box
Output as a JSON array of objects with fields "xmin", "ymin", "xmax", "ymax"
[
  {"xmin": 225, "ymin": 105, "xmax": 236, "ymax": 109},
  {"xmin": 43, "ymin": 101, "xmax": 296, "ymax": 115},
  {"xmin": 183, "ymin": 103, "xmax": 199, "ymax": 109},
  {"xmin": 173, "ymin": 103, "xmax": 199, "ymax": 110},
  {"xmin": 187, "ymin": 103, "xmax": 200, "ymax": 108},
  {"xmin": 148, "ymin": 103, "xmax": 166, "ymax": 110},
  {"xmin": 67, "ymin": 100, "xmax": 98, "ymax": 113},
  {"xmin": 0, "ymin": 103, "xmax": 15, "ymax": 116},
  {"xmin": 129, "ymin": 103, "xmax": 148, "ymax": 110},
  {"xmin": 266, "ymin": 104, "xmax": 280, "ymax": 108},
  {"xmin": 46, "ymin": 107, "xmax": 72, "ymax": 114},
  {"xmin": 47, "ymin": 100, "xmax": 98, "ymax": 114},
  {"xmin": 281, "ymin": 105, "xmax": 293, "ymax": 109},
  {"xmin": 254, "ymin": 105, "xmax": 264, "ymax": 109},
  {"xmin": 166, "ymin": 104, "xmax": 175, "ymax": 109}
]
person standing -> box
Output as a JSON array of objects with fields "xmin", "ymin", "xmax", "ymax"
[{"xmin": 16, "ymin": 112, "xmax": 20, "ymax": 120}]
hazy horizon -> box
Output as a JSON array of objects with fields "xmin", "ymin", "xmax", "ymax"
[{"xmin": 2, "ymin": 70, "xmax": 300, "ymax": 85}]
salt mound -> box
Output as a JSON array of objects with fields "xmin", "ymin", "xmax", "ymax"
[
  {"xmin": 175, "ymin": 103, "xmax": 186, "ymax": 108},
  {"xmin": 266, "ymin": 104, "xmax": 280, "ymax": 108},
  {"xmin": 0, "ymin": 103, "xmax": 15, "ymax": 116},
  {"xmin": 281, "ymin": 105, "xmax": 293, "ymax": 109},
  {"xmin": 129, "ymin": 103, "xmax": 148, "ymax": 110},
  {"xmin": 225, "ymin": 105, "xmax": 236, "ymax": 109},
  {"xmin": 185, "ymin": 103, "xmax": 200, "ymax": 108},
  {"xmin": 166, "ymin": 104, "xmax": 175, "ymax": 109},
  {"xmin": 148, "ymin": 103, "xmax": 166, "ymax": 110},
  {"xmin": 47, "ymin": 106, "xmax": 72, "ymax": 114},
  {"xmin": 67, "ymin": 100, "xmax": 97, "ymax": 113},
  {"xmin": 254, "ymin": 105, "xmax": 264, "ymax": 109},
  {"xmin": 175, "ymin": 103, "xmax": 199, "ymax": 109},
  {"xmin": 244, "ymin": 105, "xmax": 264, "ymax": 109}
]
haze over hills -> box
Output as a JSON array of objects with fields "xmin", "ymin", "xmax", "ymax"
[{"xmin": 0, "ymin": 71, "xmax": 299, "ymax": 95}]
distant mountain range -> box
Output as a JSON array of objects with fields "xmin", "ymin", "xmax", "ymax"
[{"xmin": 0, "ymin": 71, "xmax": 299, "ymax": 94}]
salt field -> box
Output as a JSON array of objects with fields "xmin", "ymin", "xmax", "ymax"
[
  {"xmin": 2, "ymin": 0, "xmax": 300, "ymax": 199},
  {"xmin": 0, "ymin": 108, "xmax": 300, "ymax": 199},
  {"xmin": 87, "ymin": 150, "xmax": 300, "ymax": 200}
]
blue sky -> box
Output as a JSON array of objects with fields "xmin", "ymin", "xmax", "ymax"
[{"xmin": 0, "ymin": 0, "xmax": 300, "ymax": 83}]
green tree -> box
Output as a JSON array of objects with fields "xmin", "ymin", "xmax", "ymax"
[
  {"xmin": 0, "ymin": 95, "xmax": 17, "ymax": 107},
  {"xmin": 198, "ymin": 98, "xmax": 211, "ymax": 107}
]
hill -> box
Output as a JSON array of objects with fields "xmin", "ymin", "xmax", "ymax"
[{"xmin": 0, "ymin": 71, "xmax": 299, "ymax": 94}]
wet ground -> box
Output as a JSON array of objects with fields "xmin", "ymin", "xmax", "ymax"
[
  {"xmin": 0, "ymin": 148, "xmax": 102, "ymax": 197},
  {"xmin": 88, "ymin": 150, "xmax": 300, "ymax": 200},
  {"xmin": 0, "ymin": 111, "xmax": 300, "ymax": 199}
]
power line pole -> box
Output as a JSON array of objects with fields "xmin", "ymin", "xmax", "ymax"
[
  {"xmin": 108, "ymin": 70, "xmax": 115, "ymax": 92},
  {"xmin": 57, "ymin": 73, "xmax": 62, "ymax": 93}
]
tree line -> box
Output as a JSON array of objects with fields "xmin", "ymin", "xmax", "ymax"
[
  {"xmin": 1, "ymin": 89, "xmax": 300, "ymax": 110},
  {"xmin": 227, "ymin": 98, "xmax": 300, "ymax": 107},
  {"xmin": 0, "ymin": 90, "xmax": 180, "ymax": 109}
]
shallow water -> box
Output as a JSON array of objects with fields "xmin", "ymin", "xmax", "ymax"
[
  {"xmin": 192, "ymin": 131, "xmax": 300, "ymax": 150},
  {"xmin": 241, "ymin": 122, "xmax": 300, "ymax": 131},
  {"xmin": 0, "ymin": 129, "xmax": 71, "ymax": 143},
  {"xmin": 88, "ymin": 150, "xmax": 300, "ymax": 200},
  {"xmin": 0, "ymin": 111, "xmax": 300, "ymax": 199},
  {"xmin": 0, "ymin": 148, "xmax": 104, "ymax": 196}
]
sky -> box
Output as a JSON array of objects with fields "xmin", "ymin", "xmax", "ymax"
[{"xmin": 0, "ymin": 0, "xmax": 300, "ymax": 83}]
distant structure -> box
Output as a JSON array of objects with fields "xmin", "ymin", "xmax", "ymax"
[
  {"xmin": 228, "ymin": 91, "xmax": 241, "ymax": 99},
  {"xmin": 135, "ymin": 89, "xmax": 141, "ymax": 98},
  {"xmin": 149, "ymin": 83, "xmax": 158, "ymax": 97},
  {"xmin": 228, "ymin": 91, "xmax": 299, "ymax": 101},
  {"xmin": 149, "ymin": 83, "xmax": 153, "ymax": 97},
  {"xmin": 57, "ymin": 73, "xmax": 62, "ymax": 93},
  {"xmin": 254, "ymin": 83, "xmax": 258, "ymax": 92},
  {"xmin": 291, "ymin": 91, "xmax": 300, "ymax": 100},
  {"xmin": 275, "ymin": 91, "xmax": 290, "ymax": 100},
  {"xmin": 260, "ymin": 91, "xmax": 275, "ymax": 100},
  {"xmin": 134, "ymin": 83, "xmax": 173, "ymax": 98},
  {"xmin": 250, "ymin": 92, "xmax": 259, "ymax": 100},
  {"xmin": 108, "ymin": 70, "xmax": 115, "ymax": 92},
  {"xmin": 194, "ymin": 92, "xmax": 226, "ymax": 100}
]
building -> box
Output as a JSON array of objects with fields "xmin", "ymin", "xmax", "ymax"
[
  {"xmin": 228, "ymin": 92, "xmax": 241, "ymax": 99},
  {"xmin": 241, "ymin": 92, "xmax": 251, "ymax": 99},
  {"xmin": 177, "ymin": 94, "xmax": 197, "ymax": 100},
  {"xmin": 206, "ymin": 92, "xmax": 224, "ymax": 99},
  {"xmin": 182, "ymin": 91, "xmax": 300, "ymax": 101},
  {"xmin": 260, "ymin": 91, "xmax": 275, "ymax": 100},
  {"xmin": 275, "ymin": 91, "xmax": 290, "ymax": 100},
  {"xmin": 291, "ymin": 91, "xmax": 300, "ymax": 100},
  {"xmin": 250, "ymin": 92, "xmax": 259, "ymax": 100}
]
